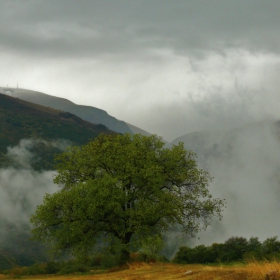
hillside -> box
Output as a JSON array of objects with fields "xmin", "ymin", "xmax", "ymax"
[
  {"xmin": 0, "ymin": 87, "xmax": 132, "ymax": 134},
  {"xmin": 0, "ymin": 93, "xmax": 114, "ymax": 170},
  {"xmin": 2, "ymin": 87, "xmax": 280, "ymax": 268}
]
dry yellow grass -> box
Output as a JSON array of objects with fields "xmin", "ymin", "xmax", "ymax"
[{"xmin": 3, "ymin": 261, "xmax": 280, "ymax": 280}]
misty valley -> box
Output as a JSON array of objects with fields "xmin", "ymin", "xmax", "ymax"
[{"xmin": 1, "ymin": 88, "xmax": 280, "ymax": 274}]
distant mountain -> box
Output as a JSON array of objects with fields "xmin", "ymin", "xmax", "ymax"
[
  {"xmin": 171, "ymin": 120, "xmax": 279, "ymax": 160},
  {"xmin": 0, "ymin": 87, "xmax": 132, "ymax": 134},
  {"xmin": 171, "ymin": 130, "xmax": 226, "ymax": 153},
  {"xmin": 0, "ymin": 93, "xmax": 114, "ymax": 170},
  {"xmin": 125, "ymin": 122, "xmax": 152, "ymax": 136}
]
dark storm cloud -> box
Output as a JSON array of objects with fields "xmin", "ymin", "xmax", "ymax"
[{"xmin": 1, "ymin": 1, "xmax": 280, "ymax": 58}]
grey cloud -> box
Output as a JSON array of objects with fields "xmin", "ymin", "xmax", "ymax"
[
  {"xmin": 7, "ymin": 139, "xmax": 34, "ymax": 169},
  {"xmin": 0, "ymin": 168, "xmax": 56, "ymax": 226},
  {"xmin": 0, "ymin": 165, "xmax": 56, "ymax": 261},
  {"xmin": 184, "ymin": 121, "xmax": 280, "ymax": 245},
  {"xmin": 134, "ymin": 85, "xmax": 278, "ymax": 141},
  {"xmin": 6, "ymin": 138, "xmax": 71, "ymax": 169},
  {"xmin": 0, "ymin": 138, "xmax": 71, "ymax": 226},
  {"xmin": 0, "ymin": 1, "xmax": 280, "ymax": 59},
  {"xmin": 0, "ymin": 139, "xmax": 58, "ymax": 243},
  {"xmin": 163, "ymin": 121, "xmax": 280, "ymax": 253}
]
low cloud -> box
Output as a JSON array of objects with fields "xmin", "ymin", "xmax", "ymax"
[
  {"xmin": 0, "ymin": 168, "xmax": 56, "ymax": 226},
  {"xmin": 183, "ymin": 121, "xmax": 280, "ymax": 246},
  {"xmin": 0, "ymin": 139, "xmax": 66, "ymax": 241},
  {"xmin": 6, "ymin": 138, "xmax": 71, "ymax": 169},
  {"xmin": 0, "ymin": 163, "xmax": 56, "ymax": 262}
]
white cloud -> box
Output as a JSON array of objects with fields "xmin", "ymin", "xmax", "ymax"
[
  {"xmin": 1, "ymin": 48, "xmax": 280, "ymax": 141},
  {"xmin": 0, "ymin": 168, "xmax": 56, "ymax": 225}
]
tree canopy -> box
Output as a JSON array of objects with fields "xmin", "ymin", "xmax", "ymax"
[
  {"xmin": 172, "ymin": 236, "xmax": 280, "ymax": 264},
  {"xmin": 31, "ymin": 133, "xmax": 225, "ymax": 262}
]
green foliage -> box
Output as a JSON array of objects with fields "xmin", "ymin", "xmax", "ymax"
[
  {"xmin": 45, "ymin": 261, "xmax": 62, "ymax": 274},
  {"xmin": 99, "ymin": 254, "xmax": 120, "ymax": 268},
  {"xmin": 0, "ymin": 224, "xmax": 48, "ymax": 269},
  {"xmin": 31, "ymin": 133, "xmax": 224, "ymax": 263},
  {"xmin": 172, "ymin": 236, "xmax": 280, "ymax": 264},
  {"xmin": 247, "ymin": 237, "xmax": 262, "ymax": 253},
  {"xmin": 0, "ymin": 93, "xmax": 112, "ymax": 170},
  {"xmin": 24, "ymin": 263, "xmax": 46, "ymax": 275},
  {"xmin": 0, "ymin": 253, "xmax": 16, "ymax": 270},
  {"xmin": 58, "ymin": 264, "xmax": 90, "ymax": 275},
  {"xmin": 262, "ymin": 236, "xmax": 280, "ymax": 255},
  {"xmin": 220, "ymin": 236, "xmax": 249, "ymax": 262},
  {"xmin": 6, "ymin": 263, "xmax": 46, "ymax": 276},
  {"xmin": 172, "ymin": 246, "xmax": 192, "ymax": 264},
  {"xmin": 140, "ymin": 234, "xmax": 164, "ymax": 260},
  {"xmin": 4, "ymin": 260, "xmax": 92, "ymax": 276}
]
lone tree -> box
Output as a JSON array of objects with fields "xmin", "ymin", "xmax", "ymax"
[{"xmin": 31, "ymin": 133, "xmax": 224, "ymax": 263}]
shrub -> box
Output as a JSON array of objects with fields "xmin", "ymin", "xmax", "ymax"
[
  {"xmin": 25, "ymin": 263, "xmax": 46, "ymax": 275},
  {"xmin": 100, "ymin": 254, "xmax": 120, "ymax": 268},
  {"xmin": 45, "ymin": 261, "xmax": 61, "ymax": 274},
  {"xmin": 58, "ymin": 264, "xmax": 90, "ymax": 275},
  {"xmin": 172, "ymin": 246, "xmax": 192, "ymax": 264}
]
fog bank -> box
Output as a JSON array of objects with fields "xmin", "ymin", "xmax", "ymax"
[{"xmin": 177, "ymin": 121, "xmax": 280, "ymax": 246}]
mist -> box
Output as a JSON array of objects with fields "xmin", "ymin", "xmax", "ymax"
[
  {"xmin": 173, "ymin": 121, "xmax": 280, "ymax": 249},
  {"xmin": 0, "ymin": 139, "xmax": 59, "ymax": 246},
  {"xmin": 3, "ymin": 125, "xmax": 280, "ymax": 261}
]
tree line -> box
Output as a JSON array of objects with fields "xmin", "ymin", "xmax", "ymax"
[{"xmin": 173, "ymin": 236, "xmax": 280, "ymax": 263}]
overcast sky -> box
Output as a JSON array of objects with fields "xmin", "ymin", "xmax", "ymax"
[{"xmin": 1, "ymin": 0, "xmax": 280, "ymax": 141}]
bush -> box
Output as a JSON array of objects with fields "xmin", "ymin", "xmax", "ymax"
[
  {"xmin": 100, "ymin": 254, "xmax": 120, "ymax": 268},
  {"xmin": 172, "ymin": 236, "xmax": 280, "ymax": 264},
  {"xmin": 45, "ymin": 261, "xmax": 61, "ymax": 274},
  {"xmin": 58, "ymin": 264, "xmax": 90, "ymax": 275},
  {"xmin": 243, "ymin": 251, "xmax": 261, "ymax": 262},
  {"xmin": 24, "ymin": 263, "xmax": 46, "ymax": 275},
  {"xmin": 6, "ymin": 263, "xmax": 46, "ymax": 276},
  {"xmin": 7, "ymin": 267, "xmax": 25, "ymax": 276},
  {"xmin": 172, "ymin": 246, "xmax": 192, "ymax": 264}
]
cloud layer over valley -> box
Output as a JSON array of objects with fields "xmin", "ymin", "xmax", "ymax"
[{"xmin": 2, "ymin": 127, "xmax": 280, "ymax": 259}]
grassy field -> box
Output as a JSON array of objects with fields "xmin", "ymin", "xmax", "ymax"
[{"xmin": 3, "ymin": 261, "xmax": 280, "ymax": 280}]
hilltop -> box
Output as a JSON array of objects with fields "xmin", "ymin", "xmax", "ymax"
[
  {"xmin": 0, "ymin": 87, "xmax": 133, "ymax": 134},
  {"xmin": 0, "ymin": 93, "xmax": 114, "ymax": 170}
]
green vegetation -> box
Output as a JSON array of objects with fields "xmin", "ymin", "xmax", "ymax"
[
  {"xmin": 3, "ymin": 259, "xmax": 93, "ymax": 276},
  {"xmin": 0, "ymin": 93, "xmax": 113, "ymax": 170},
  {"xmin": 0, "ymin": 94, "xmax": 116, "ymax": 269},
  {"xmin": 172, "ymin": 236, "xmax": 280, "ymax": 264},
  {"xmin": 0, "ymin": 224, "xmax": 49, "ymax": 270},
  {"xmin": 30, "ymin": 133, "xmax": 224, "ymax": 264},
  {"xmin": 140, "ymin": 234, "xmax": 164, "ymax": 260}
]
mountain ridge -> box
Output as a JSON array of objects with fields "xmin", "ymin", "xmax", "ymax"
[
  {"xmin": 0, "ymin": 87, "xmax": 133, "ymax": 134},
  {"xmin": 0, "ymin": 92, "xmax": 114, "ymax": 170}
]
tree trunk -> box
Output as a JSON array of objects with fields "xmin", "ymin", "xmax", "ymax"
[{"xmin": 119, "ymin": 232, "xmax": 133, "ymax": 265}]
